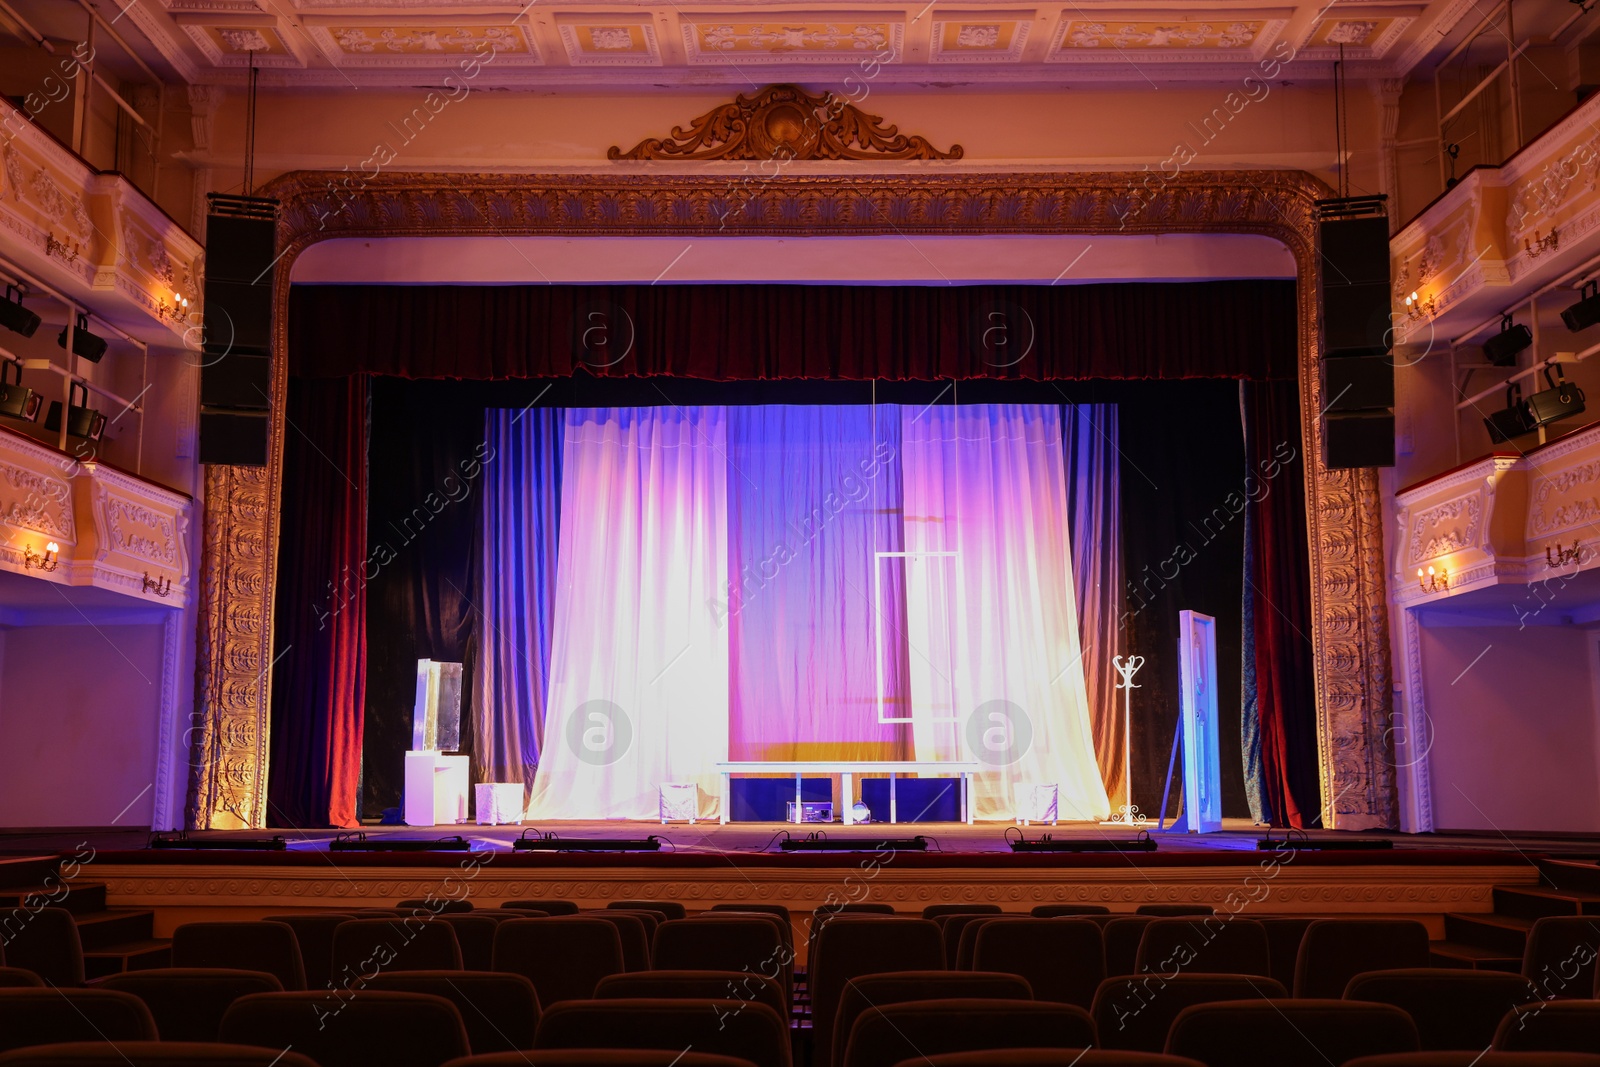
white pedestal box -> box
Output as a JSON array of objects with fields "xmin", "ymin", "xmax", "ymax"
[
  {"xmin": 1015, "ymin": 783, "xmax": 1059, "ymax": 825},
  {"xmin": 659, "ymin": 782, "xmax": 699, "ymax": 823},
  {"xmin": 475, "ymin": 783, "xmax": 524, "ymax": 826},
  {"xmin": 404, "ymin": 751, "xmax": 469, "ymax": 827}
]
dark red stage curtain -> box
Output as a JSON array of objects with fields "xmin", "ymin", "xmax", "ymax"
[
  {"xmin": 287, "ymin": 282, "xmax": 1297, "ymax": 381},
  {"xmin": 1242, "ymin": 379, "xmax": 1321, "ymax": 828},
  {"xmin": 268, "ymin": 376, "xmax": 368, "ymax": 829}
]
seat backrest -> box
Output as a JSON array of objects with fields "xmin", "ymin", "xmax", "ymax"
[
  {"xmin": 1103, "ymin": 917, "xmax": 1155, "ymax": 978},
  {"xmin": 262, "ymin": 914, "xmax": 355, "ymax": 990},
  {"xmin": 1346, "ymin": 968, "xmax": 1537, "ymax": 1051},
  {"xmin": 1494, "ymin": 1001, "xmax": 1600, "ymax": 1052},
  {"xmin": 710, "ymin": 903, "xmax": 790, "ymax": 921},
  {"xmin": 1136, "ymin": 905, "xmax": 1214, "ymax": 917},
  {"xmin": 492, "ymin": 917, "xmax": 624, "ymax": 1005},
  {"xmin": 96, "ymin": 968, "xmax": 283, "ymax": 1042},
  {"xmin": 841, "ymin": 997, "xmax": 1095, "ymax": 1067},
  {"xmin": 610, "ymin": 901, "xmax": 687, "ymax": 920},
  {"xmin": 582, "ymin": 912, "xmax": 651, "ymax": 971},
  {"xmin": 955, "ymin": 916, "xmax": 1032, "ymax": 970},
  {"xmin": 1167, "ymin": 999, "xmax": 1419, "ymax": 1067},
  {"xmin": 653, "ymin": 918, "xmax": 789, "ymax": 993},
  {"xmin": 973, "ymin": 919, "xmax": 1104, "ymax": 1007},
  {"xmin": 893, "ymin": 1054, "xmax": 1208, "ymax": 1067},
  {"xmin": 922, "ymin": 905, "xmax": 1001, "ymax": 921},
  {"xmin": 811, "ymin": 918, "xmax": 944, "ymax": 1067},
  {"xmin": 397, "ymin": 899, "xmax": 474, "ymax": 914},
  {"xmin": 500, "ymin": 900, "xmax": 579, "ymax": 915},
  {"xmin": 434, "ymin": 915, "xmax": 501, "ymax": 970},
  {"xmin": 0, "ymin": 988, "xmax": 157, "ymax": 1052},
  {"xmin": 1092, "ymin": 973, "xmax": 1287, "ymax": 1052},
  {"xmin": 366, "ymin": 970, "xmax": 540, "ymax": 1054},
  {"xmin": 1134, "ymin": 918, "xmax": 1270, "ymax": 978},
  {"xmin": 1032, "ymin": 905, "xmax": 1112, "ymax": 918},
  {"xmin": 1293, "ymin": 920, "xmax": 1431, "ymax": 998},
  {"xmin": 436, "ymin": 1054, "xmax": 761, "ymax": 1067},
  {"xmin": 535, "ymin": 998, "xmax": 790, "ymax": 1067},
  {"xmin": 171, "ymin": 922, "xmax": 305, "ymax": 991},
  {"xmin": 221, "ymin": 990, "xmax": 471, "ymax": 1067},
  {"xmin": 0, "ymin": 1041, "xmax": 323, "ymax": 1067},
  {"xmin": 833, "ymin": 971, "xmax": 1033, "ymax": 1067},
  {"xmin": 595, "ymin": 970, "xmax": 785, "ymax": 1021},
  {"xmin": 330, "ymin": 916, "xmax": 464, "ymax": 975},
  {"xmin": 0, "ymin": 969, "xmax": 42, "ymax": 989},
  {"xmin": 940, "ymin": 913, "xmax": 992, "ymax": 969},
  {"xmin": 1258, "ymin": 918, "xmax": 1316, "ymax": 987},
  {"xmin": 1522, "ymin": 916, "xmax": 1600, "ymax": 1000},
  {"xmin": 0, "ymin": 908, "xmax": 84, "ymax": 986}
]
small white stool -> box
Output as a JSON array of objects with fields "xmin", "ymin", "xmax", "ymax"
[
  {"xmin": 474, "ymin": 782, "xmax": 524, "ymax": 826},
  {"xmin": 1015, "ymin": 783, "xmax": 1059, "ymax": 826},
  {"xmin": 659, "ymin": 782, "xmax": 699, "ymax": 823}
]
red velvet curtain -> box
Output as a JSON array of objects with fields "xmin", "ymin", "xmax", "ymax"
[
  {"xmin": 287, "ymin": 282, "xmax": 1298, "ymax": 381},
  {"xmin": 1243, "ymin": 379, "xmax": 1321, "ymax": 827},
  {"xmin": 268, "ymin": 376, "xmax": 368, "ymax": 829}
]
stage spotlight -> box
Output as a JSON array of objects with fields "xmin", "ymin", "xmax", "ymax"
[
  {"xmin": 57, "ymin": 313, "xmax": 108, "ymax": 363},
  {"xmin": 0, "ymin": 286, "xmax": 40, "ymax": 337},
  {"xmin": 0, "ymin": 360, "xmax": 40, "ymax": 423},
  {"xmin": 149, "ymin": 831, "xmax": 288, "ymax": 851},
  {"xmin": 1527, "ymin": 363, "xmax": 1587, "ymax": 428},
  {"xmin": 43, "ymin": 381, "xmax": 104, "ymax": 441},
  {"xmin": 513, "ymin": 828, "xmax": 663, "ymax": 852},
  {"xmin": 1484, "ymin": 384, "xmax": 1535, "ymax": 443},
  {"xmin": 1562, "ymin": 281, "xmax": 1600, "ymax": 333},
  {"xmin": 1483, "ymin": 314, "xmax": 1533, "ymax": 367},
  {"xmin": 776, "ymin": 832, "xmax": 928, "ymax": 852},
  {"xmin": 1005, "ymin": 828, "xmax": 1157, "ymax": 853},
  {"xmin": 329, "ymin": 832, "xmax": 472, "ymax": 852}
]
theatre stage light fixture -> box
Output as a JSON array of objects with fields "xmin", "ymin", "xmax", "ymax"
[
  {"xmin": 0, "ymin": 286, "xmax": 40, "ymax": 337},
  {"xmin": 514, "ymin": 828, "xmax": 664, "ymax": 852},
  {"xmin": 57, "ymin": 313, "xmax": 108, "ymax": 363},
  {"xmin": 1483, "ymin": 314, "xmax": 1533, "ymax": 367},
  {"xmin": 0, "ymin": 360, "xmax": 40, "ymax": 423},
  {"xmin": 1562, "ymin": 281, "xmax": 1600, "ymax": 334}
]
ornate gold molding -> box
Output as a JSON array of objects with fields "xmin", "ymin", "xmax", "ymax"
[
  {"xmin": 189, "ymin": 168, "xmax": 1397, "ymax": 831},
  {"xmin": 607, "ymin": 84, "xmax": 962, "ymax": 161}
]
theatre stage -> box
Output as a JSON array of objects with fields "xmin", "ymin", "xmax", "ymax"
[{"xmin": 18, "ymin": 820, "xmax": 1596, "ymax": 947}]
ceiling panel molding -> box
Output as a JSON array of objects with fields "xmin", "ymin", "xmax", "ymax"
[
  {"xmin": 678, "ymin": 13, "xmax": 904, "ymax": 65},
  {"xmin": 927, "ymin": 10, "xmax": 1034, "ymax": 63},
  {"xmin": 554, "ymin": 14, "xmax": 663, "ymax": 65}
]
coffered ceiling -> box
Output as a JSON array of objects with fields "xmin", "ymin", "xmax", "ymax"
[{"xmin": 23, "ymin": 0, "xmax": 1566, "ymax": 89}]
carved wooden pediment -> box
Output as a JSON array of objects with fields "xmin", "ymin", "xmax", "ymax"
[{"xmin": 608, "ymin": 84, "xmax": 963, "ymax": 162}]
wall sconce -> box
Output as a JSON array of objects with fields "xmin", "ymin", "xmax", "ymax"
[
  {"xmin": 157, "ymin": 289, "xmax": 191, "ymax": 322},
  {"xmin": 1525, "ymin": 228, "xmax": 1560, "ymax": 258},
  {"xmin": 1547, "ymin": 541, "xmax": 1583, "ymax": 568},
  {"xmin": 1404, "ymin": 291, "xmax": 1437, "ymax": 321},
  {"xmin": 44, "ymin": 234, "xmax": 80, "ymax": 264},
  {"xmin": 142, "ymin": 572, "xmax": 171, "ymax": 597},
  {"xmin": 1416, "ymin": 564, "xmax": 1448, "ymax": 593},
  {"xmin": 24, "ymin": 541, "xmax": 59, "ymax": 571}
]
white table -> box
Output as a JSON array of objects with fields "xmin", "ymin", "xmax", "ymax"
[
  {"xmin": 714, "ymin": 760, "xmax": 981, "ymax": 825},
  {"xmin": 404, "ymin": 751, "xmax": 469, "ymax": 826}
]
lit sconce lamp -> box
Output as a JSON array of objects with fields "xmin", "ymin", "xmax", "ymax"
[
  {"xmin": 157, "ymin": 289, "xmax": 191, "ymax": 322},
  {"xmin": 1547, "ymin": 541, "xmax": 1583, "ymax": 568},
  {"xmin": 142, "ymin": 571, "xmax": 171, "ymax": 597},
  {"xmin": 1525, "ymin": 228, "xmax": 1560, "ymax": 259},
  {"xmin": 24, "ymin": 541, "xmax": 59, "ymax": 571},
  {"xmin": 1417, "ymin": 565, "xmax": 1448, "ymax": 593},
  {"xmin": 1404, "ymin": 291, "xmax": 1437, "ymax": 321}
]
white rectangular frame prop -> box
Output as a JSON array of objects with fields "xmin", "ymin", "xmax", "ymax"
[
  {"xmin": 874, "ymin": 550, "xmax": 959, "ymax": 724},
  {"xmin": 1176, "ymin": 610, "xmax": 1223, "ymax": 833}
]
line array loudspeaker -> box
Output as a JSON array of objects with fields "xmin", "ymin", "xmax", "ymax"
[
  {"xmin": 1316, "ymin": 196, "xmax": 1395, "ymax": 470},
  {"xmin": 200, "ymin": 194, "xmax": 279, "ymax": 467}
]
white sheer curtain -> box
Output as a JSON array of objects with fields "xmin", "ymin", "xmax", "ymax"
[
  {"xmin": 524, "ymin": 406, "xmax": 730, "ymax": 820},
  {"xmin": 900, "ymin": 404, "xmax": 1111, "ymax": 821}
]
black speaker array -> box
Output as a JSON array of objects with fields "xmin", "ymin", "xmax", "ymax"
[
  {"xmin": 199, "ymin": 194, "xmax": 278, "ymax": 467},
  {"xmin": 1316, "ymin": 197, "xmax": 1396, "ymax": 469}
]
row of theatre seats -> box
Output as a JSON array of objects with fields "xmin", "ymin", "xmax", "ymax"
[{"xmin": 0, "ymin": 898, "xmax": 1597, "ymax": 1067}]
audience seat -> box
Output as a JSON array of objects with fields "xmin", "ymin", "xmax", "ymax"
[
  {"xmin": 652, "ymin": 917, "xmax": 790, "ymax": 995},
  {"xmin": 434, "ymin": 914, "xmax": 501, "ymax": 970},
  {"xmin": 1344, "ymin": 968, "xmax": 1537, "ymax": 1051},
  {"xmin": 922, "ymin": 904, "xmax": 1001, "ymax": 921},
  {"xmin": 330, "ymin": 916, "xmax": 464, "ymax": 974},
  {"xmin": 1522, "ymin": 916, "xmax": 1600, "ymax": 1000},
  {"xmin": 1166, "ymin": 999, "xmax": 1419, "ymax": 1067},
  {"xmin": 169, "ymin": 922, "xmax": 304, "ymax": 992},
  {"xmin": 595, "ymin": 969, "xmax": 786, "ymax": 1020},
  {"xmin": 1136, "ymin": 905, "xmax": 1214, "ymax": 917},
  {"xmin": 95, "ymin": 968, "xmax": 283, "ymax": 1042},
  {"xmin": 1, "ymin": 907, "xmax": 85, "ymax": 986},
  {"xmin": 583, "ymin": 912, "xmax": 651, "ymax": 971},
  {"xmin": 973, "ymin": 919, "xmax": 1104, "ymax": 1007},
  {"xmin": 534, "ymin": 998, "xmax": 791, "ymax": 1067},
  {"xmin": 710, "ymin": 903, "xmax": 790, "ymax": 921},
  {"xmin": 0, "ymin": 1042, "xmax": 323, "ymax": 1067},
  {"xmin": 609, "ymin": 901, "xmax": 687, "ymax": 920},
  {"xmin": 1493, "ymin": 1001, "xmax": 1600, "ymax": 1052},
  {"xmin": 1032, "ymin": 905, "xmax": 1112, "ymax": 917},
  {"xmin": 1091, "ymin": 974, "xmax": 1286, "ymax": 1052},
  {"xmin": 810, "ymin": 917, "xmax": 944, "ymax": 1067},
  {"xmin": 954, "ymin": 915, "xmax": 1029, "ymax": 969},
  {"xmin": 1103, "ymin": 917, "xmax": 1155, "ymax": 978},
  {"xmin": 397, "ymin": 899, "xmax": 474, "ymax": 914},
  {"xmin": 0, "ymin": 988, "xmax": 157, "ymax": 1052},
  {"xmin": 501, "ymin": 900, "xmax": 579, "ymax": 915},
  {"xmin": 220, "ymin": 989, "xmax": 471, "ymax": 1067},
  {"xmin": 1259, "ymin": 918, "xmax": 1316, "ymax": 987},
  {"xmin": 443, "ymin": 1053, "xmax": 758, "ymax": 1067},
  {"xmin": 840, "ymin": 998, "xmax": 1096, "ymax": 1067},
  {"xmin": 1347, "ymin": 1057, "xmax": 1600, "ymax": 1067},
  {"xmin": 1293, "ymin": 920, "xmax": 1431, "ymax": 998},
  {"xmin": 1134, "ymin": 918, "xmax": 1271, "ymax": 978},
  {"xmin": 366, "ymin": 970, "xmax": 541, "ymax": 1054},
  {"xmin": 893, "ymin": 1054, "xmax": 1206, "ymax": 1067},
  {"xmin": 832, "ymin": 971, "xmax": 1033, "ymax": 1067},
  {"xmin": 493, "ymin": 916, "xmax": 625, "ymax": 1005},
  {"xmin": 262, "ymin": 913, "xmax": 355, "ymax": 989},
  {"xmin": 941, "ymin": 913, "xmax": 1001, "ymax": 969},
  {"xmin": 0, "ymin": 969, "xmax": 42, "ymax": 988}
]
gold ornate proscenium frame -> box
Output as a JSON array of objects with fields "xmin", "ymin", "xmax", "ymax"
[{"xmin": 189, "ymin": 168, "xmax": 1397, "ymax": 831}]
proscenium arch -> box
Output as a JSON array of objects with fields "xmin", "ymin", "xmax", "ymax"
[{"xmin": 187, "ymin": 168, "xmax": 1396, "ymax": 831}]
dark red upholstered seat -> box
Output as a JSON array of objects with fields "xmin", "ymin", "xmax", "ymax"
[
  {"xmin": 1522, "ymin": 916, "xmax": 1600, "ymax": 1000},
  {"xmin": 1091, "ymin": 973, "xmax": 1286, "ymax": 1052},
  {"xmin": 595, "ymin": 969, "xmax": 786, "ymax": 1021},
  {"xmin": 1345, "ymin": 968, "xmax": 1537, "ymax": 1051},
  {"xmin": 832, "ymin": 970, "xmax": 1033, "ymax": 1067},
  {"xmin": 1, "ymin": 908, "xmax": 85, "ymax": 986},
  {"xmin": 922, "ymin": 904, "xmax": 1002, "ymax": 921},
  {"xmin": 1166, "ymin": 999, "xmax": 1419, "ymax": 1067},
  {"xmin": 810, "ymin": 917, "xmax": 944, "ymax": 1067},
  {"xmin": 581, "ymin": 911, "xmax": 651, "ymax": 971},
  {"xmin": 0, "ymin": 1042, "xmax": 323, "ymax": 1067},
  {"xmin": 1347, "ymin": 1056, "xmax": 1600, "ymax": 1067},
  {"xmin": 434, "ymin": 914, "xmax": 500, "ymax": 970},
  {"xmin": 0, "ymin": 969, "xmax": 42, "ymax": 988},
  {"xmin": 652, "ymin": 917, "xmax": 790, "ymax": 995},
  {"xmin": 492, "ymin": 916, "xmax": 624, "ymax": 1005},
  {"xmin": 534, "ymin": 997, "xmax": 791, "ymax": 1067},
  {"xmin": 1494, "ymin": 1001, "xmax": 1600, "ymax": 1052},
  {"xmin": 365, "ymin": 970, "xmax": 541, "ymax": 1054},
  {"xmin": 973, "ymin": 919, "xmax": 1104, "ymax": 1007},
  {"xmin": 954, "ymin": 915, "xmax": 1031, "ymax": 969},
  {"xmin": 500, "ymin": 900, "xmax": 579, "ymax": 915},
  {"xmin": 329, "ymin": 916, "xmax": 464, "ymax": 974},
  {"xmin": 1134, "ymin": 918, "xmax": 1271, "ymax": 978},
  {"xmin": 262, "ymin": 913, "xmax": 355, "ymax": 989},
  {"xmin": 171, "ymin": 921, "xmax": 305, "ymax": 991},
  {"xmin": 1292, "ymin": 920, "xmax": 1431, "ymax": 998},
  {"xmin": 609, "ymin": 900, "xmax": 687, "ymax": 920},
  {"xmin": 96, "ymin": 968, "xmax": 283, "ymax": 1041},
  {"xmin": 840, "ymin": 998, "xmax": 1096, "ymax": 1067},
  {"xmin": 710, "ymin": 903, "xmax": 790, "ymax": 921},
  {"xmin": 1103, "ymin": 916, "xmax": 1155, "ymax": 978},
  {"xmin": 0, "ymin": 988, "xmax": 157, "ymax": 1053},
  {"xmin": 220, "ymin": 989, "xmax": 471, "ymax": 1067},
  {"xmin": 1259, "ymin": 918, "xmax": 1316, "ymax": 986}
]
